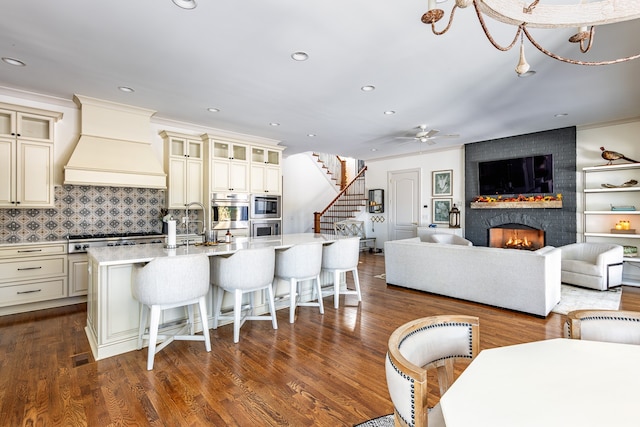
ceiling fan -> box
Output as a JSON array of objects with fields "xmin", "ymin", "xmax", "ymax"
[{"xmin": 395, "ymin": 124, "xmax": 459, "ymax": 145}]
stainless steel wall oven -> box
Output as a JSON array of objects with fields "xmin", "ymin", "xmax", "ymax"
[{"xmin": 211, "ymin": 193, "xmax": 249, "ymax": 231}]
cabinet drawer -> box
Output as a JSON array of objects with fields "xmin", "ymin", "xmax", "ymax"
[
  {"xmin": 0, "ymin": 243, "xmax": 66, "ymax": 259},
  {"xmin": 0, "ymin": 278, "xmax": 67, "ymax": 307},
  {"xmin": 0, "ymin": 256, "xmax": 67, "ymax": 282}
]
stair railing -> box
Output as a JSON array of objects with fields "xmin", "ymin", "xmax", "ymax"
[
  {"xmin": 313, "ymin": 153, "xmax": 347, "ymax": 189},
  {"xmin": 314, "ymin": 166, "xmax": 367, "ymax": 234}
]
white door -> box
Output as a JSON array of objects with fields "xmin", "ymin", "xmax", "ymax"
[{"xmin": 389, "ymin": 169, "xmax": 420, "ymax": 241}]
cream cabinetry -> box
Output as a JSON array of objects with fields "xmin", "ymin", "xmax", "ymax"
[
  {"xmin": 208, "ymin": 139, "xmax": 249, "ymax": 193},
  {"xmin": 161, "ymin": 131, "xmax": 204, "ymax": 208},
  {"xmin": 583, "ymin": 164, "xmax": 640, "ymax": 286},
  {"xmin": 0, "ymin": 104, "xmax": 62, "ymax": 208},
  {"xmin": 250, "ymin": 147, "xmax": 282, "ymax": 194},
  {"xmin": 0, "ymin": 243, "xmax": 68, "ymax": 309},
  {"xmin": 68, "ymin": 253, "xmax": 89, "ymax": 297}
]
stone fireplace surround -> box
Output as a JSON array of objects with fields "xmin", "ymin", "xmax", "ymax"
[{"xmin": 464, "ymin": 127, "xmax": 577, "ymax": 247}]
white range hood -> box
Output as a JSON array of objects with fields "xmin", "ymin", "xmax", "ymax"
[{"xmin": 64, "ymin": 95, "xmax": 167, "ymax": 189}]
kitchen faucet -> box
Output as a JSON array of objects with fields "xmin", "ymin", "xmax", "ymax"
[{"xmin": 185, "ymin": 201, "xmax": 207, "ymax": 245}]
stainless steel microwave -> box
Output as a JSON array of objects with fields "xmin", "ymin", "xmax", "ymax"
[
  {"xmin": 251, "ymin": 220, "xmax": 281, "ymax": 237},
  {"xmin": 250, "ymin": 194, "xmax": 281, "ymax": 219}
]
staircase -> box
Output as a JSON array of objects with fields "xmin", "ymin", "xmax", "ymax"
[
  {"xmin": 312, "ymin": 153, "xmax": 347, "ymax": 190},
  {"xmin": 313, "ymin": 162, "xmax": 368, "ymax": 234}
]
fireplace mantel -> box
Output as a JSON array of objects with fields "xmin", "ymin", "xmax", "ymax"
[{"xmin": 470, "ymin": 201, "xmax": 563, "ymax": 209}]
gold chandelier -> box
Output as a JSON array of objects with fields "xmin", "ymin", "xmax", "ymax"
[{"xmin": 422, "ymin": 0, "xmax": 640, "ymax": 76}]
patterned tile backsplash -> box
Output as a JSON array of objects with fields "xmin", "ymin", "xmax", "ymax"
[{"xmin": 0, "ymin": 185, "xmax": 199, "ymax": 243}]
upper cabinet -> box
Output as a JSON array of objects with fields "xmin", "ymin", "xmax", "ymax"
[
  {"xmin": 161, "ymin": 131, "xmax": 204, "ymax": 209},
  {"xmin": 250, "ymin": 146, "xmax": 283, "ymax": 194},
  {"xmin": 207, "ymin": 139, "xmax": 249, "ymax": 193},
  {"xmin": 0, "ymin": 104, "xmax": 62, "ymax": 208}
]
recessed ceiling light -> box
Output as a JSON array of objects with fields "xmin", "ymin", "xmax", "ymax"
[
  {"xmin": 384, "ymin": 110, "xmax": 396, "ymax": 115},
  {"xmin": 307, "ymin": 133, "xmax": 316, "ymax": 137},
  {"xmin": 2, "ymin": 57, "xmax": 26, "ymax": 67},
  {"xmin": 361, "ymin": 85, "xmax": 375, "ymax": 92},
  {"xmin": 207, "ymin": 107, "xmax": 220, "ymax": 113},
  {"xmin": 269, "ymin": 122, "xmax": 280, "ymax": 127},
  {"xmin": 172, "ymin": 0, "xmax": 197, "ymax": 9},
  {"xmin": 554, "ymin": 113, "xmax": 568, "ymax": 118},
  {"xmin": 118, "ymin": 86, "xmax": 135, "ymax": 93},
  {"xmin": 291, "ymin": 51, "xmax": 309, "ymax": 61},
  {"xmin": 371, "ymin": 148, "xmax": 378, "ymax": 152}
]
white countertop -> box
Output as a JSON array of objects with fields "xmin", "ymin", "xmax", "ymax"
[{"xmin": 87, "ymin": 233, "xmax": 338, "ymax": 266}]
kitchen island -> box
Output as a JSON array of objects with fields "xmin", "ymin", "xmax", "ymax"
[{"xmin": 85, "ymin": 233, "xmax": 337, "ymax": 360}]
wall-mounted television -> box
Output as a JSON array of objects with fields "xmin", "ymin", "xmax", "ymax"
[{"xmin": 478, "ymin": 154, "xmax": 553, "ymax": 195}]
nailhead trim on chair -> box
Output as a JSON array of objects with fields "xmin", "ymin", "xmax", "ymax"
[
  {"xmin": 398, "ymin": 322, "xmax": 475, "ymax": 362},
  {"xmin": 388, "ymin": 321, "xmax": 474, "ymax": 427},
  {"xmin": 568, "ymin": 315, "xmax": 640, "ymax": 338},
  {"xmin": 387, "ymin": 352, "xmax": 415, "ymax": 427}
]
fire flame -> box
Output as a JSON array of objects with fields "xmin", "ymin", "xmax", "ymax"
[{"xmin": 505, "ymin": 232, "xmax": 532, "ymax": 249}]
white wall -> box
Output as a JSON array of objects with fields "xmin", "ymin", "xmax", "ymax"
[
  {"xmin": 282, "ymin": 153, "xmax": 339, "ymax": 233},
  {"xmin": 363, "ymin": 146, "xmax": 465, "ymax": 245}
]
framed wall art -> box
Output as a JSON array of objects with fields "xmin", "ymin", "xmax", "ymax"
[
  {"xmin": 432, "ymin": 169, "xmax": 453, "ymax": 197},
  {"xmin": 432, "ymin": 198, "xmax": 452, "ymax": 223}
]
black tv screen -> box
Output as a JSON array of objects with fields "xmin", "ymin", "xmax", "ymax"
[{"xmin": 478, "ymin": 154, "xmax": 553, "ymax": 195}]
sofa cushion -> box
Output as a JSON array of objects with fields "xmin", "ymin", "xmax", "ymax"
[{"xmin": 562, "ymin": 259, "xmax": 600, "ymax": 277}]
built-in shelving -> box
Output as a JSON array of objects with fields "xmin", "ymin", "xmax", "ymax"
[{"xmin": 582, "ymin": 163, "xmax": 640, "ymax": 286}]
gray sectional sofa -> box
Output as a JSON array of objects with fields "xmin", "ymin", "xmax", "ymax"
[{"xmin": 384, "ymin": 237, "xmax": 562, "ymax": 317}]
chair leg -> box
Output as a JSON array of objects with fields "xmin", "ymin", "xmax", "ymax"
[
  {"xmin": 187, "ymin": 304, "xmax": 195, "ymax": 335},
  {"xmin": 334, "ymin": 270, "xmax": 341, "ymax": 309},
  {"xmin": 147, "ymin": 305, "xmax": 161, "ymax": 370},
  {"xmin": 290, "ymin": 278, "xmax": 297, "ymax": 324},
  {"xmin": 198, "ymin": 296, "xmax": 212, "ymax": 352},
  {"xmin": 213, "ymin": 285, "xmax": 224, "ymax": 329},
  {"xmin": 233, "ymin": 289, "xmax": 243, "ymax": 343},
  {"xmin": 137, "ymin": 303, "xmax": 148, "ymax": 350},
  {"xmin": 353, "ymin": 268, "xmax": 362, "ymax": 302},
  {"xmin": 315, "ymin": 275, "xmax": 324, "ymax": 314},
  {"xmin": 266, "ymin": 284, "xmax": 278, "ymax": 330},
  {"xmin": 436, "ymin": 359, "xmax": 455, "ymax": 396}
]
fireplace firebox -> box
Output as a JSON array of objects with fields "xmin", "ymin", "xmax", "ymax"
[{"xmin": 489, "ymin": 223, "xmax": 545, "ymax": 250}]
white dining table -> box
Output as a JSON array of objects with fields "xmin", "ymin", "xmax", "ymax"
[{"xmin": 439, "ymin": 338, "xmax": 640, "ymax": 427}]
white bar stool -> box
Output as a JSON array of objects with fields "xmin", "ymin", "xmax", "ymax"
[
  {"xmin": 210, "ymin": 246, "xmax": 278, "ymax": 343},
  {"xmin": 132, "ymin": 254, "xmax": 212, "ymax": 370},
  {"xmin": 273, "ymin": 242, "xmax": 324, "ymax": 323},
  {"xmin": 321, "ymin": 236, "xmax": 362, "ymax": 308}
]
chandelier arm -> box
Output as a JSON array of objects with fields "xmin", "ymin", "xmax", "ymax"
[
  {"xmin": 431, "ymin": 5, "xmax": 459, "ymax": 36},
  {"xmin": 579, "ymin": 26, "xmax": 595, "ymax": 53},
  {"xmin": 473, "ymin": 0, "xmax": 520, "ymax": 51},
  {"xmin": 522, "ymin": 26, "xmax": 640, "ymax": 66},
  {"xmin": 522, "ymin": 0, "xmax": 540, "ymax": 14}
]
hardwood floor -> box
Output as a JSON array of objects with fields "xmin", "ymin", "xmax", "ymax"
[{"xmin": 2, "ymin": 252, "xmax": 640, "ymax": 426}]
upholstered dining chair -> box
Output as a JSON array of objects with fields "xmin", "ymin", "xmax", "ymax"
[
  {"xmin": 132, "ymin": 254, "xmax": 212, "ymax": 370},
  {"xmin": 210, "ymin": 246, "xmax": 277, "ymax": 343},
  {"xmin": 385, "ymin": 315, "xmax": 480, "ymax": 427},
  {"xmin": 565, "ymin": 309, "xmax": 640, "ymax": 345},
  {"xmin": 273, "ymin": 242, "xmax": 324, "ymax": 323},
  {"xmin": 320, "ymin": 236, "xmax": 362, "ymax": 309}
]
